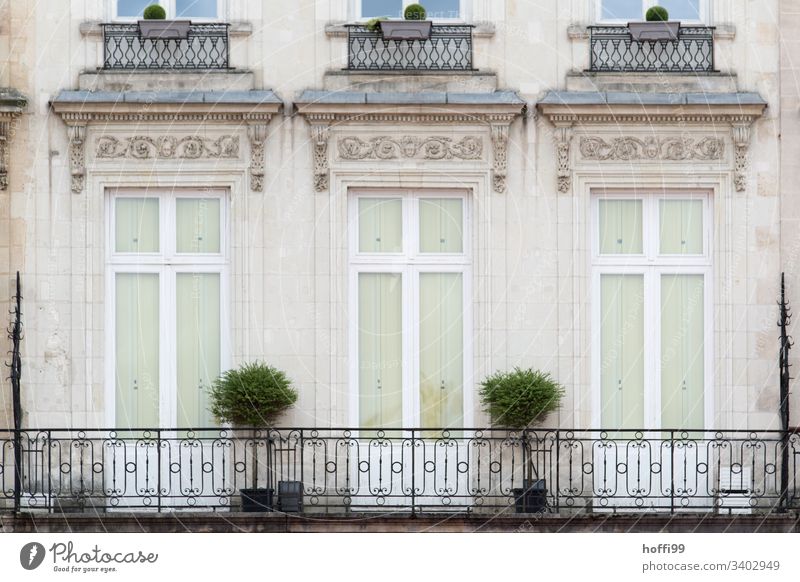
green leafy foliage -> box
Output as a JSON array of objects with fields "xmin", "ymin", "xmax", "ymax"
[
  {"xmin": 404, "ymin": 3, "xmax": 427, "ymax": 20},
  {"xmin": 645, "ymin": 6, "xmax": 669, "ymax": 21},
  {"xmin": 209, "ymin": 362, "xmax": 297, "ymax": 427},
  {"xmin": 143, "ymin": 4, "xmax": 167, "ymax": 19},
  {"xmin": 365, "ymin": 16, "xmax": 389, "ymax": 32},
  {"xmin": 479, "ymin": 367, "xmax": 564, "ymax": 428}
]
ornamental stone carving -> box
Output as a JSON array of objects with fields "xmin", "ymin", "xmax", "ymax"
[
  {"xmin": 0, "ymin": 121, "xmax": 8, "ymax": 191},
  {"xmin": 96, "ymin": 135, "xmax": 240, "ymax": 160},
  {"xmin": 731, "ymin": 123, "xmax": 752, "ymax": 193},
  {"xmin": 579, "ymin": 136, "xmax": 725, "ymax": 161},
  {"xmin": 554, "ymin": 126, "xmax": 573, "ymax": 194},
  {"xmin": 248, "ymin": 125, "xmax": 267, "ymax": 192},
  {"xmin": 337, "ymin": 135, "xmax": 483, "ymax": 161},
  {"xmin": 69, "ymin": 125, "xmax": 87, "ymax": 194},
  {"xmin": 312, "ymin": 122, "xmax": 331, "ymax": 192},
  {"xmin": 490, "ymin": 125, "xmax": 509, "ymax": 194}
]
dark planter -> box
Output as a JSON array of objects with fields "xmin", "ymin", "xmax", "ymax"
[
  {"xmin": 240, "ymin": 488, "xmax": 275, "ymax": 512},
  {"xmin": 138, "ymin": 19, "xmax": 192, "ymax": 39},
  {"xmin": 628, "ymin": 21, "xmax": 680, "ymax": 41},
  {"xmin": 512, "ymin": 479, "xmax": 547, "ymax": 514},
  {"xmin": 379, "ymin": 20, "xmax": 433, "ymax": 40},
  {"xmin": 277, "ymin": 480, "xmax": 303, "ymax": 513}
]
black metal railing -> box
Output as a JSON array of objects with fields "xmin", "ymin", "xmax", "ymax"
[
  {"xmin": 2, "ymin": 428, "xmax": 798, "ymax": 514},
  {"xmin": 102, "ymin": 23, "xmax": 230, "ymax": 70},
  {"xmin": 346, "ymin": 24, "xmax": 474, "ymax": 71},
  {"xmin": 588, "ymin": 26, "xmax": 715, "ymax": 73}
]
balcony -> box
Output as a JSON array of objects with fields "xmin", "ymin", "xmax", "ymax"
[
  {"xmin": 102, "ymin": 23, "xmax": 230, "ymax": 70},
  {"xmin": 346, "ymin": 24, "xmax": 474, "ymax": 71},
  {"xmin": 3, "ymin": 428, "xmax": 798, "ymax": 515},
  {"xmin": 588, "ymin": 26, "xmax": 715, "ymax": 73}
]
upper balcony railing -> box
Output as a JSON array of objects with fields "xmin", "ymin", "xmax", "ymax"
[
  {"xmin": 2, "ymin": 428, "xmax": 798, "ymax": 515},
  {"xmin": 102, "ymin": 23, "xmax": 230, "ymax": 70},
  {"xmin": 346, "ymin": 24, "xmax": 474, "ymax": 72},
  {"xmin": 588, "ymin": 26, "xmax": 715, "ymax": 73}
]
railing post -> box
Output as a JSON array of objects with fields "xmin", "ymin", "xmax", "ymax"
[
  {"xmin": 13, "ymin": 429, "xmax": 21, "ymax": 513},
  {"xmin": 670, "ymin": 430, "xmax": 675, "ymax": 515},
  {"xmin": 47, "ymin": 429, "xmax": 52, "ymax": 513},
  {"xmin": 555, "ymin": 430, "xmax": 560, "ymax": 514},
  {"xmin": 411, "ymin": 429, "xmax": 416, "ymax": 517},
  {"xmin": 156, "ymin": 429, "xmax": 162, "ymax": 513}
]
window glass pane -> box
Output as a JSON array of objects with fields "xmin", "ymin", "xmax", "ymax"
[
  {"xmin": 419, "ymin": 198, "xmax": 463, "ymax": 253},
  {"xmin": 424, "ymin": 0, "xmax": 461, "ymax": 19},
  {"xmin": 362, "ymin": 0, "xmax": 403, "ymax": 18},
  {"xmin": 117, "ymin": 0, "xmax": 154, "ymax": 17},
  {"xmin": 600, "ymin": 274, "xmax": 644, "ymax": 429},
  {"xmin": 176, "ymin": 0, "xmax": 218, "ymax": 18},
  {"xmin": 419, "ymin": 273, "xmax": 464, "ymax": 430},
  {"xmin": 598, "ymin": 199, "xmax": 643, "ymax": 254},
  {"xmin": 601, "ymin": 0, "xmax": 642, "ymax": 19},
  {"xmin": 359, "ymin": 198, "xmax": 402, "ymax": 253},
  {"xmin": 116, "ymin": 198, "xmax": 159, "ymax": 253},
  {"xmin": 359, "ymin": 273, "xmax": 403, "ymax": 429},
  {"xmin": 661, "ymin": 275, "xmax": 704, "ymax": 430},
  {"xmin": 659, "ymin": 199, "xmax": 703, "ymax": 255},
  {"xmin": 177, "ymin": 198, "xmax": 221, "ymax": 253},
  {"xmin": 659, "ymin": 0, "xmax": 701, "ymax": 20},
  {"xmin": 177, "ymin": 273, "xmax": 220, "ymax": 429},
  {"xmin": 116, "ymin": 273, "xmax": 160, "ymax": 428}
]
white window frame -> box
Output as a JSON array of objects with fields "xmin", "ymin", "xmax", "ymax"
[
  {"xmin": 594, "ymin": 0, "xmax": 709, "ymax": 25},
  {"xmin": 590, "ymin": 190, "xmax": 713, "ymax": 431},
  {"xmin": 111, "ymin": 0, "xmax": 226, "ymax": 22},
  {"xmin": 352, "ymin": 0, "xmax": 468, "ymax": 22},
  {"xmin": 105, "ymin": 188, "xmax": 230, "ymax": 429},
  {"xmin": 348, "ymin": 189, "xmax": 473, "ymax": 429}
]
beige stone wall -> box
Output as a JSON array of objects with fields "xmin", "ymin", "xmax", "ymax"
[{"xmin": 0, "ymin": 0, "xmax": 790, "ymax": 432}]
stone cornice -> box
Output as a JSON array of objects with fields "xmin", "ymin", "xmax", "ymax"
[
  {"xmin": 0, "ymin": 89, "xmax": 27, "ymax": 190},
  {"xmin": 538, "ymin": 105, "xmax": 766, "ymax": 126}
]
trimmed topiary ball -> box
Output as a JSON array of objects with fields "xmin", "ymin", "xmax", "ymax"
[
  {"xmin": 209, "ymin": 361, "xmax": 297, "ymax": 427},
  {"xmin": 645, "ymin": 6, "xmax": 669, "ymax": 21},
  {"xmin": 404, "ymin": 3, "xmax": 427, "ymax": 20},
  {"xmin": 479, "ymin": 367, "xmax": 564, "ymax": 428},
  {"xmin": 143, "ymin": 4, "xmax": 167, "ymax": 19}
]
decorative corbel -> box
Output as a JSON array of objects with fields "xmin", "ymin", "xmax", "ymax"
[
  {"xmin": 0, "ymin": 121, "xmax": 8, "ymax": 191},
  {"xmin": 731, "ymin": 121, "xmax": 752, "ymax": 193},
  {"xmin": 554, "ymin": 124, "xmax": 574, "ymax": 194},
  {"xmin": 248, "ymin": 123, "xmax": 267, "ymax": 192},
  {"xmin": 311, "ymin": 121, "xmax": 331, "ymax": 192},
  {"xmin": 490, "ymin": 123, "xmax": 509, "ymax": 194},
  {"xmin": 68, "ymin": 124, "xmax": 87, "ymax": 194}
]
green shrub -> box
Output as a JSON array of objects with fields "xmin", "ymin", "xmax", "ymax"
[
  {"xmin": 365, "ymin": 16, "xmax": 389, "ymax": 32},
  {"xmin": 209, "ymin": 362, "xmax": 297, "ymax": 427},
  {"xmin": 404, "ymin": 3, "xmax": 427, "ymax": 20},
  {"xmin": 479, "ymin": 367, "xmax": 564, "ymax": 428},
  {"xmin": 143, "ymin": 4, "xmax": 167, "ymax": 19},
  {"xmin": 645, "ymin": 6, "xmax": 669, "ymax": 21}
]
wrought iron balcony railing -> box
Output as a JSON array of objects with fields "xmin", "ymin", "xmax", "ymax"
[
  {"xmin": 102, "ymin": 23, "xmax": 230, "ymax": 70},
  {"xmin": 2, "ymin": 428, "xmax": 798, "ymax": 515},
  {"xmin": 588, "ymin": 26, "xmax": 715, "ymax": 73},
  {"xmin": 346, "ymin": 24, "xmax": 474, "ymax": 71}
]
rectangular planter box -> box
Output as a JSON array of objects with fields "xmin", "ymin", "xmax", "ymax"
[
  {"xmin": 628, "ymin": 21, "xmax": 680, "ymax": 41},
  {"xmin": 240, "ymin": 488, "xmax": 275, "ymax": 512},
  {"xmin": 512, "ymin": 479, "xmax": 547, "ymax": 514},
  {"xmin": 379, "ymin": 20, "xmax": 433, "ymax": 40},
  {"xmin": 138, "ymin": 19, "xmax": 192, "ymax": 39},
  {"xmin": 277, "ymin": 480, "xmax": 303, "ymax": 513}
]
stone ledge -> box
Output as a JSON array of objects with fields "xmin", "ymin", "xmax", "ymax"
[
  {"xmin": 323, "ymin": 70, "xmax": 498, "ymax": 94},
  {"xmin": 567, "ymin": 22, "xmax": 736, "ymax": 40},
  {"xmin": 79, "ymin": 70, "xmax": 256, "ymax": 92},
  {"xmin": 566, "ymin": 71, "xmax": 739, "ymax": 94},
  {"xmin": 4, "ymin": 511, "xmax": 799, "ymax": 533},
  {"xmin": 324, "ymin": 21, "xmax": 495, "ymax": 38},
  {"xmin": 79, "ymin": 20, "xmax": 252, "ymax": 39}
]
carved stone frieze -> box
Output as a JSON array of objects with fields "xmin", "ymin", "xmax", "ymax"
[
  {"xmin": 0, "ymin": 121, "xmax": 8, "ymax": 191},
  {"xmin": 579, "ymin": 136, "xmax": 725, "ymax": 161},
  {"xmin": 731, "ymin": 123, "xmax": 752, "ymax": 193},
  {"xmin": 554, "ymin": 126, "xmax": 573, "ymax": 194},
  {"xmin": 96, "ymin": 135, "xmax": 240, "ymax": 160},
  {"xmin": 312, "ymin": 122, "xmax": 331, "ymax": 192},
  {"xmin": 337, "ymin": 135, "xmax": 483, "ymax": 161}
]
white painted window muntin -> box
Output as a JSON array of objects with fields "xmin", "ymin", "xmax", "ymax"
[
  {"xmin": 590, "ymin": 190, "xmax": 713, "ymax": 431},
  {"xmin": 107, "ymin": 188, "xmax": 229, "ymax": 429},
  {"xmin": 594, "ymin": 0, "xmax": 708, "ymax": 24},
  {"xmin": 349, "ymin": 189, "xmax": 472, "ymax": 429}
]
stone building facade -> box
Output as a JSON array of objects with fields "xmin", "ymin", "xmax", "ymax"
[{"xmin": 0, "ymin": 0, "xmax": 797, "ymax": 515}]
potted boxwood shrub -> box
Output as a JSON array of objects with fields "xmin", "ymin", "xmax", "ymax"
[
  {"xmin": 138, "ymin": 3, "xmax": 191, "ymax": 39},
  {"xmin": 379, "ymin": 3, "xmax": 433, "ymax": 40},
  {"xmin": 628, "ymin": 6, "xmax": 680, "ymax": 42},
  {"xmin": 479, "ymin": 367, "xmax": 564, "ymax": 514},
  {"xmin": 209, "ymin": 361, "xmax": 298, "ymax": 512}
]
